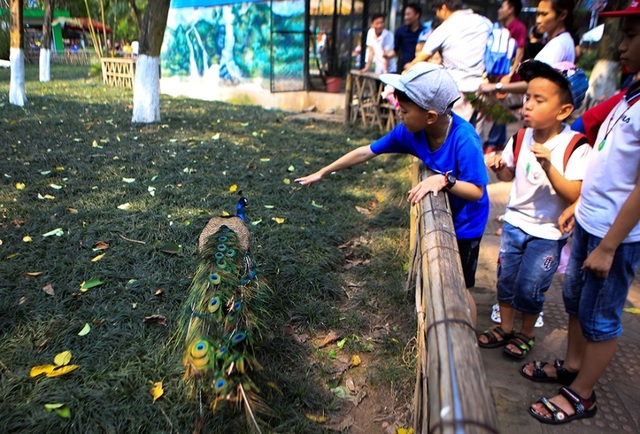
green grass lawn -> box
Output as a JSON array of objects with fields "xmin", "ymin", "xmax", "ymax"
[{"xmin": 0, "ymin": 65, "xmax": 416, "ymax": 433}]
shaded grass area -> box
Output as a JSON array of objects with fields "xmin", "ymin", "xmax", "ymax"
[{"xmin": 0, "ymin": 65, "xmax": 415, "ymax": 433}]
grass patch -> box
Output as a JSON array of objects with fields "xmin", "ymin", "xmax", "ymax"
[{"xmin": 0, "ymin": 64, "xmax": 415, "ymax": 433}]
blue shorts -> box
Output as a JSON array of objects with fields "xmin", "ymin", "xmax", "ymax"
[
  {"xmin": 562, "ymin": 222, "xmax": 640, "ymax": 341},
  {"xmin": 496, "ymin": 222, "xmax": 566, "ymax": 314}
]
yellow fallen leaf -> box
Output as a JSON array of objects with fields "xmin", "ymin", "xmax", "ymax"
[
  {"xmin": 46, "ymin": 365, "xmax": 79, "ymax": 377},
  {"xmin": 30, "ymin": 365, "xmax": 55, "ymax": 377},
  {"xmin": 56, "ymin": 166, "xmax": 64, "ymax": 171},
  {"xmin": 78, "ymin": 323, "xmax": 91, "ymax": 336},
  {"xmin": 305, "ymin": 413, "xmax": 329, "ymax": 423},
  {"xmin": 23, "ymin": 236, "xmax": 33, "ymax": 242},
  {"xmin": 117, "ymin": 203, "xmax": 131, "ymax": 210},
  {"xmin": 221, "ymin": 210, "xmax": 230, "ymax": 216},
  {"xmin": 283, "ymin": 178, "xmax": 291, "ymax": 185},
  {"xmin": 25, "ymin": 271, "xmax": 43, "ymax": 277},
  {"xmin": 349, "ymin": 354, "xmax": 361, "ymax": 368},
  {"xmin": 624, "ymin": 307, "xmax": 640, "ymax": 315},
  {"xmin": 91, "ymin": 253, "xmax": 106, "ymax": 262},
  {"xmin": 16, "ymin": 182, "xmax": 26, "ymax": 190},
  {"xmin": 272, "ymin": 217, "xmax": 285, "ymax": 224},
  {"xmin": 150, "ymin": 381, "xmax": 164, "ymax": 403},
  {"xmin": 53, "ymin": 351, "xmax": 72, "ymax": 366},
  {"xmin": 229, "ymin": 184, "xmax": 238, "ymax": 192},
  {"xmin": 396, "ymin": 428, "xmax": 414, "ymax": 434}
]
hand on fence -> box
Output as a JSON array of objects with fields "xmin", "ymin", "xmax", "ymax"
[{"xmin": 407, "ymin": 175, "xmax": 447, "ymax": 205}]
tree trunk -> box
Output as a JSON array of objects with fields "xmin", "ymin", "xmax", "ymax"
[
  {"xmin": 131, "ymin": 0, "xmax": 170, "ymax": 123},
  {"xmin": 9, "ymin": 0, "xmax": 26, "ymax": 106},
  {"xmin": 128, "ymin": 0, "xmax": 143, "ymax": 35},
  {"xmin": 40, "ymin": 0, "xmax": 55, "ymax": 82},
  {"xmin": 584, "ymin": 0, "xmax": 625, "ymax": 109}
]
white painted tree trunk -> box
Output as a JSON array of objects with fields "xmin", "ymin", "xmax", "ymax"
[
  {"xmin": 584, "ymin": 60, "xmax": 620, "ymax": 110},
  {"xmin": 132, "ymin": 55, "xmax": 161, "ymax": 123},
  {"xmin": 39, "ymin": 48, "xmax": 51, "ymax": 82},
  {"xmin": 9, "ymin": 47, "xmax": 26, "ymax": 106}
]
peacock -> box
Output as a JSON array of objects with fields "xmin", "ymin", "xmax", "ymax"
[{"xmin": 177, "ymin": 195, "xmax": 271, "ymax": 431}]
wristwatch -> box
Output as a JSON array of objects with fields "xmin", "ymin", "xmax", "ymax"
[
  {"xmin": 495, "ymin": 82, "xmax": 504, "ymax": 92},
  {"xmin": 444, "ymin": 172, "xmax": 457, "ymax": 190}
]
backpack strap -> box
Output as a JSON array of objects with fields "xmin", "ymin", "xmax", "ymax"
[
  {"xmin": 512, "ymin": 128, "xmax": 527, "ymax": 168},
  {"xmin": 512, "ymin": 130, "xmax": 588, "ymax": 172},
  {"xmin": 562, "ymin": 133, "xmax": 589, "ymax": 172}
]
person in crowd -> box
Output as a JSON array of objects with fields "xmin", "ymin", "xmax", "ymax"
[
  {"xmin": 405, "ymin": 0, "xmax": 492, "ymax": 122},
  {"xmin": 479, "ymin": 60, "xmax": 590, "ymax": 361},
  {"xmin": 395, "ymin": 4, "xmax": 428, "ymax": 71},
  {"xmin": 483, "ymin": 0, "xmax": 528, "ymax": 155},
  {"xmin": 295, "ymin": 63, "xmax": 489, "ymax": 326},
  {"xmin": 523, "ymin": 4, "xmax": 640, "ymax": 425},
  {"xmin": 361, "ymin": 13, "xmax": 397, "ymax": 74},
  {"xmin": 479, "ymin": 0, "xmax": 576, "ymax": 96}
]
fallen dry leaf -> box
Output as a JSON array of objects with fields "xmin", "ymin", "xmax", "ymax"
[
  {"xmin": 150, "ymin": 381, "xmax": 164, "ymax": 403},
  {"xmin": 320, "ymin": 331, "xmax": 340, "ymax": 348},
  {"xmin": 46, "ymin": 365, "xmax": 79, "ymax": 377},
  {"xmin": 93, "ymin": 241, "xmax": 109, "ymax": 250},
  {"xmin": 143, "ymin": 315, "xmax": 168, "ymax": 326},
  {"xmin": 42, "ymin": 284, "xmax": 55, "ymax": 296},
  {"xmin": 349, "ymin": 354, "xmax": 362, "ymax": 368}
]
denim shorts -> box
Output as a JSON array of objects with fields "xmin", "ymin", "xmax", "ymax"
[
  {"xmin": 496, "ymin": 222, "xmax": 566, "ymax": 314},
  {"xmin": 563, "ymin": 222, "xmax": 640, "ymax": 341}
]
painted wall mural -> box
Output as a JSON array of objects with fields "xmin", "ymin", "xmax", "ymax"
[{"xmin": 161, "ymin": 0, "xmax": 305, "ymax": 92}]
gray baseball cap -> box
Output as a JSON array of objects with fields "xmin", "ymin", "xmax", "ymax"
[{"xmin": 379, "ymin": 63, "xmax": 460, "ymax": 114}]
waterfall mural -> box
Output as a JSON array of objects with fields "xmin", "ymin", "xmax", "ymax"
[{"xmin": 161, "ymin": 0, "xmax": 305, "ymax": 93}]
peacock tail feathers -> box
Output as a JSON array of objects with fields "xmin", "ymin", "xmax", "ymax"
[{"xmin": 177, "ymin": 198, "xmax": 271, "ymax": 430}]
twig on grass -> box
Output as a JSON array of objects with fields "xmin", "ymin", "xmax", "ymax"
[{"xmin": 117, "ymin": 233, "xmax": 146, "ymax": 245}]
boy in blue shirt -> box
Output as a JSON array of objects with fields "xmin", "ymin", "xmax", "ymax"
[{"xmin": 295, "ymin": 63, "xmax": 489, "ymax": 324}]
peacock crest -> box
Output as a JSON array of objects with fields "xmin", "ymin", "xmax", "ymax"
[{"xmin": 177, "ymin": 196, "xmax": 271, "ymax": 431}]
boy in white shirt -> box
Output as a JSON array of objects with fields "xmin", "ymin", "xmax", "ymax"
[{"xmin": 478, "ymin": 60, "xmax": 590, "ymax": 359}]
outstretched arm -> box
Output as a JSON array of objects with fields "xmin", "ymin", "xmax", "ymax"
[
  {"xmin": 295, "ymin": 145, "xmax": 377, "ymax": 186},
  {"xmin": 583, "ymin": 180, "xmax": 640, "ymax": 278}
]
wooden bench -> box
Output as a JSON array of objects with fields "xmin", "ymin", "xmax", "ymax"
[
  {"xmin": 100, "ymin": 57, "xmax": 136, "ymax": 88},
  {"xmin": 344, "ymin": 70, "xmax": 398, "ymax": 131}
]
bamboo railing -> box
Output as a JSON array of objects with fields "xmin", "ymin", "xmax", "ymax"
[{"xmin": 409, "ymin": 161, "xmax": 499, "ymax": 434}]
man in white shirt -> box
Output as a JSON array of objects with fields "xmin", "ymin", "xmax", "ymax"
[
  {"xmin": 361, "ymin": 13, "xmax": 397, "ymax": 74},
  {"xmin": 406, "ymin": 0, "xmax": 491, "ymax": 120}
]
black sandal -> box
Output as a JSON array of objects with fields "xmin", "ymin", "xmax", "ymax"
[
  {"xmin": 503, "ymin": 332, "xmax": 535, "ymax": 359},
  {"xmin": 520, "ymin": 359, "xmax": 578, "ymax": 385},
  {"xmin": 529, "ymin": 386, "xmax": 597, "ymax": 424},
  {"xmin": 478, "ymin": 326, "xmax": 513, "ymax": 348}
]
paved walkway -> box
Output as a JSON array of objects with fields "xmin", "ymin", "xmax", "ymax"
[{"xmin": 473, "ymin": 174, "xmax": 640, "ymax": 434}]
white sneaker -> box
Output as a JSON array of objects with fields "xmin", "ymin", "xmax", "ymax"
[
  {"xmin": 535, "ymin": 311, "xmax": 544, "ymax": 328},
  {"xmin": 490, "ymin": 303, "xmax": 544, "ymax": 328},
  {"xmin": 490, "ymin": 303, "xmax": 501, "ymax": 323}
]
